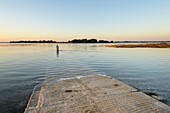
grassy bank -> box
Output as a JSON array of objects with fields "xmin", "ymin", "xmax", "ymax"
[{"xmin": 106, "ymin": 43, "xmax": 170, "ymax": 48}]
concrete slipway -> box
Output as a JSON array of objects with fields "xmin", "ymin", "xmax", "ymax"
[{"xmin": 25, "ymin": 76, "xmax": 170, "ymax": 113}]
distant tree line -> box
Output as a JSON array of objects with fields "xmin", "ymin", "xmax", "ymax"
[
  {"xmin": 68, "ymin": 39, "xmax": 113, "ymax": 43},
  {"xmin": 68, "ymin": 39, "xmax": 170, "ymax": 43},
  {"xmin": 10, "ymin": 40, "xmax": 58, "ymax": 43},
  {"xmin": 10, "ymin": 39, "xmax": 170, "ymax": 43}
]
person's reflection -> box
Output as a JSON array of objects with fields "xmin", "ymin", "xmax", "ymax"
[{"xmin": 56, "ymin": 50, "xmax": 59, "ymax": 57}]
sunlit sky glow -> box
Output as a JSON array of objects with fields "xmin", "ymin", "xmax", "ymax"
[{"xmin": 0, "ymin": 0, "xmax": 170, "ymax": 42}]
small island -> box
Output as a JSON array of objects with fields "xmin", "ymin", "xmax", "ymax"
[{"xmin": 68, "ymin": 39, "xmax": 113, "ymax": 43}]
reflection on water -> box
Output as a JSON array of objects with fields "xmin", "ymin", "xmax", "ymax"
[
  {"xmin": 0, "ymin": 43, "xmax": 170, "ymax": 113},
  {"xmin": 56, "ymin": 50, "xmax": 59, "ymax": 57}
]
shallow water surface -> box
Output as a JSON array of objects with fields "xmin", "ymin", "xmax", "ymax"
[{"xmin": 0, "ymin": 43, "xmax": 170, "ymax": 113}]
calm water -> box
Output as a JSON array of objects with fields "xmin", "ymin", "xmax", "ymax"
[{"xmin": 0, "ymin": 43, "xmax": 170, "ymax": 113}]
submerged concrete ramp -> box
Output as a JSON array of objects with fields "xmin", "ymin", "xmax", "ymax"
[{"xmin": 25, "ymin": 76, "xmax": 170, "ymax": 113}]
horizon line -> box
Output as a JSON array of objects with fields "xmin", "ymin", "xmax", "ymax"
[{"xmin": 1, "ymin": 40, "xmax": 170, "ymax": 43}]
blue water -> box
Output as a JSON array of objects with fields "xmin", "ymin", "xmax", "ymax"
[{"xmin": 0, "ymin": 43, "xmax": 170, "ymax": 113}]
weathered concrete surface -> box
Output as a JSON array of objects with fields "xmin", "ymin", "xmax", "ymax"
[{"xmin": 25, "ymin": 76, "xmax": 170, "ymax": 113}]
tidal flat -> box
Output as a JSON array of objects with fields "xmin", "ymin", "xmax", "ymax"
[{"xmin": 106, "ymin": 43, "xmax": 170, "ymax": 48}]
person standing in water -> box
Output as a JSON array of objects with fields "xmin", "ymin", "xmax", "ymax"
[{"xmin": 56, "ymin": 45, "xmax": 59, "ymax": 57}]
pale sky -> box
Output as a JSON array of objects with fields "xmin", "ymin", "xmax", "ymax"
[{"xmin": 0, "ymin": 0, "xmax": 170, "ymax": 42}]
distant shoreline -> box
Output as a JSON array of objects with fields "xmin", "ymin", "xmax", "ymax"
[
  {"xmin": 9, "ymin": 40, "xmax": 67, "ymax": 43},
  {"xmin": 0, "ymin": 42, "xmax": 9, "ymax": 43},
  {"xmin": 106, "ymin": 43, "xmax": 170, "ymax": 48},
  {"xmin": 8, "ymin": 39, "xmax": 170, "ymax": 44}
]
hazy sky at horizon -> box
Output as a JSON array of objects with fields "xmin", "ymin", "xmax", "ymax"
[{"xmin": 0, "ymin": 0, "xmax": 170, "ymax": 42}]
